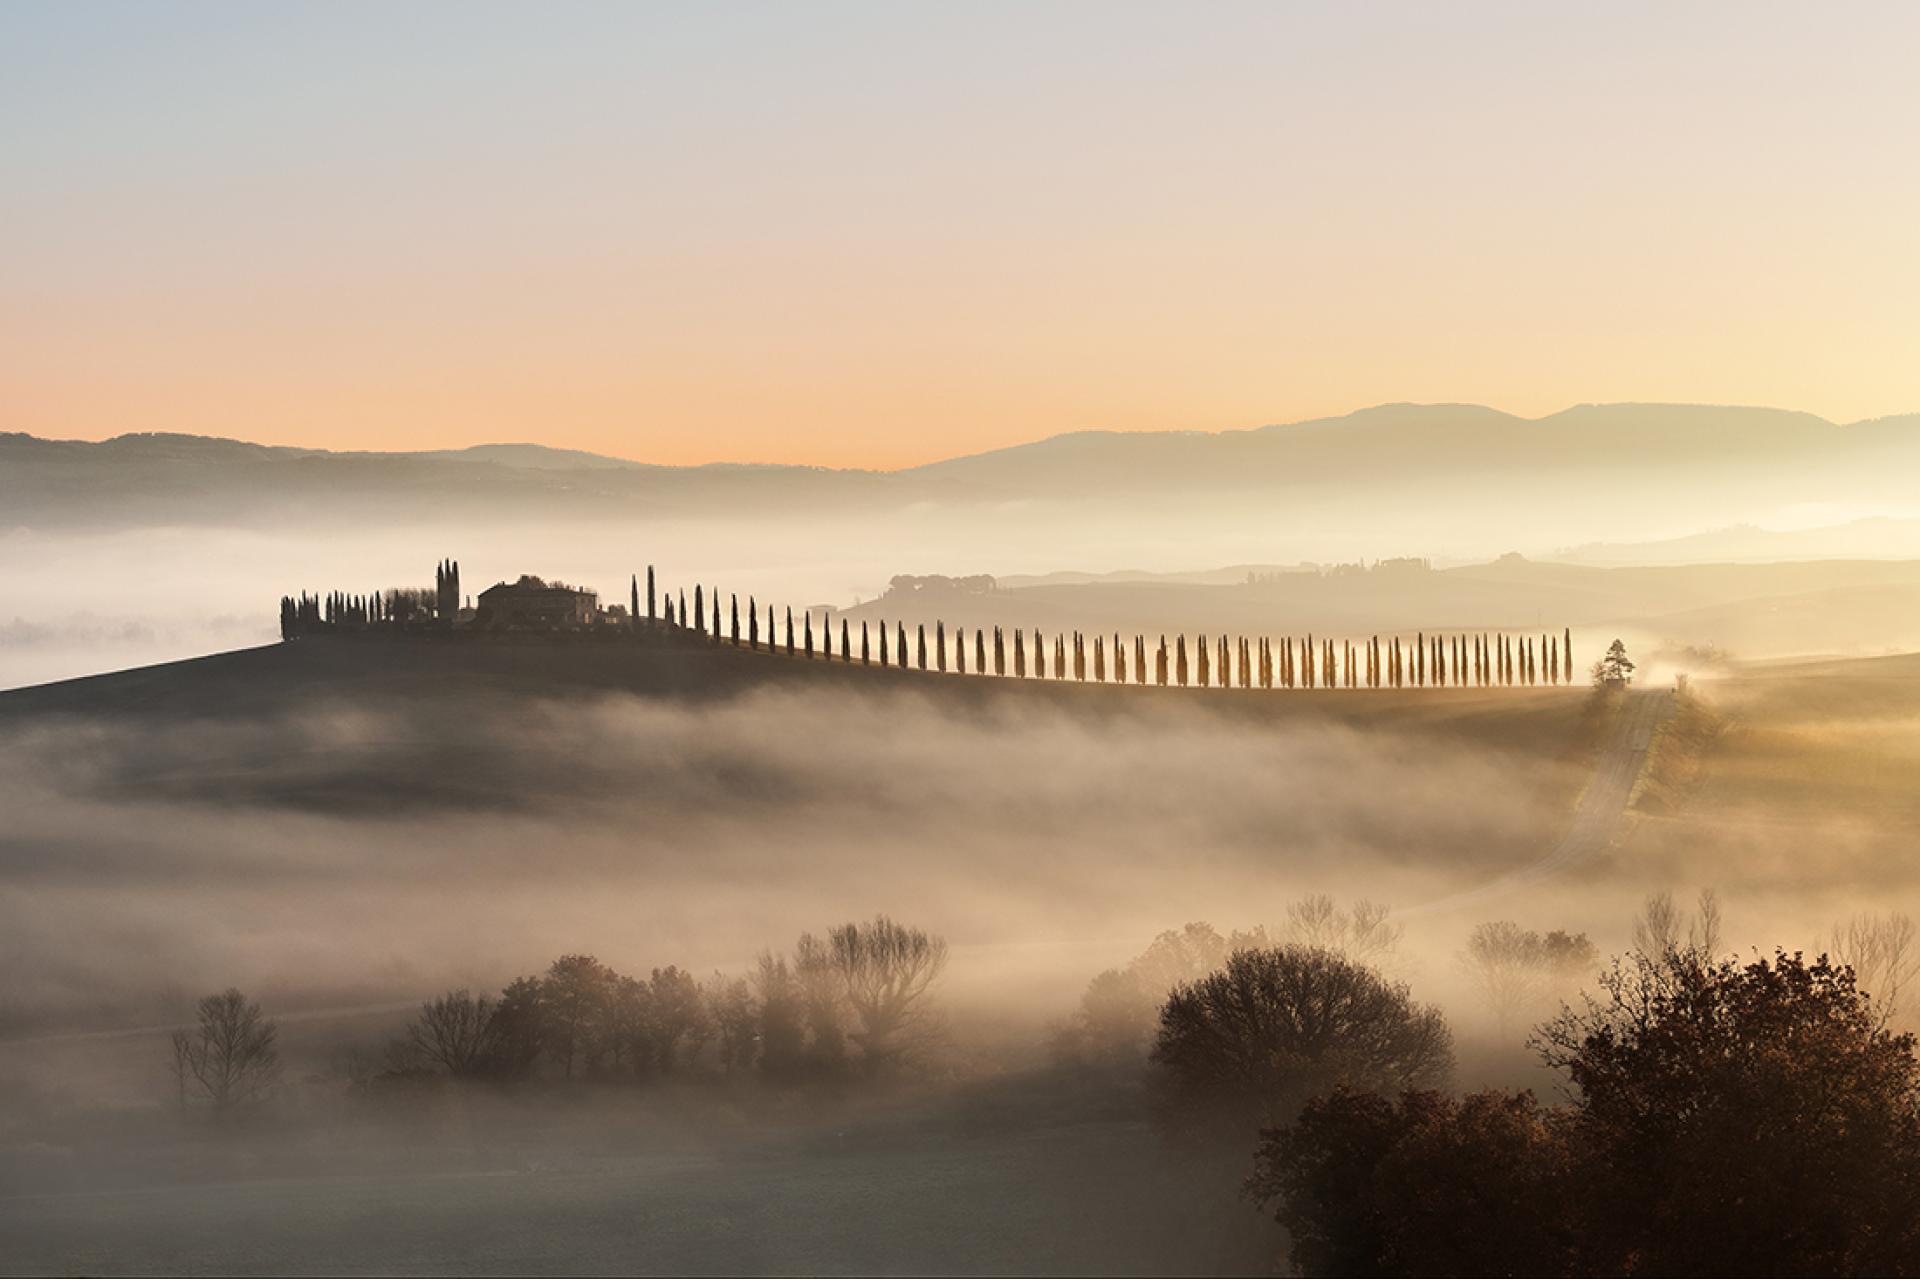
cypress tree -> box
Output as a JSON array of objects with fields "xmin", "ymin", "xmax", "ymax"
[
  {"xmin": 647, "ymin": 567, "xmax": 656, "ymax": 620},
  {"xmin": 694, "ymin": 585, "xmax": 704, "ymax": 636},
  {"xmin": 839, "ymin": 618, "xmax": 849, "ymax": 662},
  {"xmin": 975, "ymin": 627, "xmax": 986, "ymax": 675},
  {"xmin": 1136, "ymin": 635, "xmax": 1147, "ymax": 685},
  {"xmin": 862, "ymin": 621, "xmax": 870, "ymax": 665},
  {"xmin": 1176, "ymin": 635, "xmax": 1189, "ymax": 686},
  {"xmin": 767, "ymin": 606, "xmax": 776, "ymax": 654},
  {"xmin": 805, "ymin": 611, "xmax": 815, "ymax": 658},
  {"xmin": 1156, "ymin": 637, "xmax": 1168, "ymax": 686},
  {"xmin": 1035, "ymin": 630, "xmax": 1046, "ymax": 678},
  {"xmin": 1115, "ymin": 634, "xmax": 1128, "ymax": 684},
  {"xmin": 822, "ymin": 615, "xmax": 832, "ymax": 659},
  {"xmin": 937, "ymin": 622, "xmax": 947, "ymax": 672},
  {"xmin": 994, "ymin": 625, "xmax": 1005, "ymax": 676},
  {"xmin": 1564, "ymin": 627, "xmax": 1573, "ymax": 684},
  {"xmin": 631, "ymin": 575, "xmax": 640, "ymax": 624},
  {"xmin": 880, "ymin": 619, "xmax": 891, "ymax": 666},
  {"xmin": 1094, "ymin": 635, "xmax": 1105, "ymax": 682},
  {"xmin": 956, "ymin": 627, "xmax": 967, "ymax": 674},
  {"xmin": 731, "ymin": 595, "xmax": 740, "ymax": 645},
  {"xmin": 785, "ymin": 606, "xmax": 794, "ymax": 656},
  {"xmin": 917, "ymin": 624, "xmax": 927, "ymax": 671},
  {"xmin": 898, "ymin": 621, "xmax": 907, "ymax": 669},
  {"xmin": 1196, "ymin": 635, "xmax": 1209, "ymax": 687},
  {"xmin": 1055, "ymin": 633, "xmax": 1066, "ymax": 680},
  {"xmin": 665, "ymin": 596, "xmax": 676, "ymax": 628},
  {"xmin": 1014, "ymin": 627, "xmax": 1026, "ymax": 678},
  {"xmin": 749, "ymin": 598, "xmax": 759, "ymax": 648}
]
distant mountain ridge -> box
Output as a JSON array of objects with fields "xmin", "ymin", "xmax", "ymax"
[{"xmin": 4, "ymin": 403, "xmax": 1917, "ymax": 542}]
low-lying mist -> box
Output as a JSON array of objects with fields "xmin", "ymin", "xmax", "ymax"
[{"xmin": 0, "ymin": 682, "xmax": 1580, "ymax": 1040}]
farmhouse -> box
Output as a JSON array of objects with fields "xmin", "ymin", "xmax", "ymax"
[{"xmin": 476, "ymin": 576, "xmax": 600, "ymax": 629}]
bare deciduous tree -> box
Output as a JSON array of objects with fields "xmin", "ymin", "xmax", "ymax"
[
  {"xmin": 1285, "ymin": 894, "xmax": 1403, "ymax": 965},
  {"xmin": 404, "ymin": 989, "xmax": 501, "ymax": 1076},
  {"xmin": 1830, "ymin": 912, "xmax": 1920, "ymax": 1027},
  {"xmin": 824, "ymin": 916, "xmax": 949, "ymax": 1068},
  {"xmin": 170, "ymin": 988, "xmax": 280, "ymax": 1110},
  {"xmin": 1633, "ymin": 889, "xmax": 1721, "ymax": 961},
  {"xmin": 1461, "ymin": 922, "xmax": 1599, "ymax": 1034}
]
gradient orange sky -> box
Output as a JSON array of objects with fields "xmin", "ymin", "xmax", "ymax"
[{"xmin": 6, "ymin": 3, "xmax": 1919, "ymax": 468}]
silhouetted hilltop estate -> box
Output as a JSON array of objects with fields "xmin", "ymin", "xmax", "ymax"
[{"xmin": 279, "ymin": 559, "xmax": 1594, "ymax": 693}]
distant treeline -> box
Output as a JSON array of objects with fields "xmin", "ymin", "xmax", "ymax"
[
  {"xmin": 379, "ymin": 916, "xmax": 948, "ymax": 1092},
  {"xmin": 281, "ymin": 558, "xmax": 1588, "ymax": 688}
]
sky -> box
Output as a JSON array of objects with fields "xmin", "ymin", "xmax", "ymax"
[{"xmin": 4, "ymin": 1, "xmax": 1919, "ymax": 469}]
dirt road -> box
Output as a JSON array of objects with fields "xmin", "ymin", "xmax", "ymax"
[{"xmin": 1407, "ymin": 687, "xmax": 1672, "ymax": 917}]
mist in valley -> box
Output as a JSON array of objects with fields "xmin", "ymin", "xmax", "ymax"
[{"xmin": 4, "ymin": 643, "xmax": 1918, "ymax": 1272}]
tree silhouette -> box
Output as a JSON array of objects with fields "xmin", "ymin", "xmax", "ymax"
[
  {"xmin": 1594, "ymin": 638, "xmax": 1635, "ymax": 686},
  {"xmin": 840, "ymin": 618, "xmax": 850, "ymax": 662},
  {"xmin": 1153, "ymin": 946, "xmax": 1451, "ymax": 1134},
  {"xmin": 731, "ymin": 594, "xmax": 740, "ymax": 645},
  {"xmin": 647, "ymin": 566, "xmax": 656, "ymax": 620},
  {"xmin": 403, "ymin": 990, "xmax": 501, "ymax": 1077},
  {"xmin": 170, "ymin": 988, "xmax": 280, "ymax": 1110}
]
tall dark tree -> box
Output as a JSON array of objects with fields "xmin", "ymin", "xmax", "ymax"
[
  {"xmin": 731, "ymin": 594, "xmax": 740, "ymax": 645},
  {"xmin": 631, "ymin": 575, "xmax": 640, "ymax": 625},
  {"xmin": 917, "ymin": 624, "xmax": 927, "ymax": 671},
  {"xmin": 936, "ymin": 621, "xmax": 947, "ymax": 672},
  {"xmin": 749, "ymin": 597, "xmax": 759, "ymax": 648},
  {"xmin": 955, "ymin": 626, "xmax": 966, "ymax": 674},
  {"xmin": 897, "ymin": 621, "xmax": 907, "ymax": 669},
  {"xmin": 1196, "ymin": 635, "xmax": 1210, "ymax": 687},
  {"xmin": 823, "ymin": 614, "xmax": 833, "ymax": 659},
  {"xmin": 647, "ymin": 566, "xmax": 656, "ymax": 621},
  {"xmin": 994, "ymin": 626, "xmax": 1005, "ymax": 676},
  {"xmin": 1054, "ymin": 633, "xmax": 1066, "ymax": 680},
  {"xmin": 1014, "ymin": 626, "xmax": 1026, "ymax": 678},
  {"xmin": 975, "ymin": 627, "xmax": 986, "ymax": 675},
  {"xmin": 840, "ymin": 618, "xmax": 850, "ymax": 662},
  {"xmin": 1136, "ymin": 635, "xmax": 1147, "ymax": 685},
  {"xmin": 1564, "ymin": 627, "xmax": 1574, "ymax": 684},
  {"xmin": 862, "ymin": 620, "xmax": 870, "ymax": 665},
  {"xmin": 1094, "ymin": 635, "xmax": 1106, "ymax": 683},
  {"xmin": 1157, "ymin": 637, "xmax": 1169, "ymax": 686},
  {"xmin": 880, "ymin": 619, "xmax": 891, "ymax": 666},
  {"xmin": 694, "ymin": 585, "xmax": 704, "ymax": 637},
  {"xmin": 785, "ymin": 606, "xmax": 795, "ymax": 656}
]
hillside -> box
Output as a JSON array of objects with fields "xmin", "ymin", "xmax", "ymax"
[{"xmin": 849, "ymin": 558, "xmax": 1920, "ymax": 662}]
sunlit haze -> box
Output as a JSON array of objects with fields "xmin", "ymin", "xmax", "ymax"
[{"xmin": 7, "ymin": 2, "xmax": 1920, "ymax": 466}]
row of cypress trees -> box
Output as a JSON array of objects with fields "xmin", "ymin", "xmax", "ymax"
[{"xmin": 645, "ymin": 567, "xmax": 1578, "ymax": 690}]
